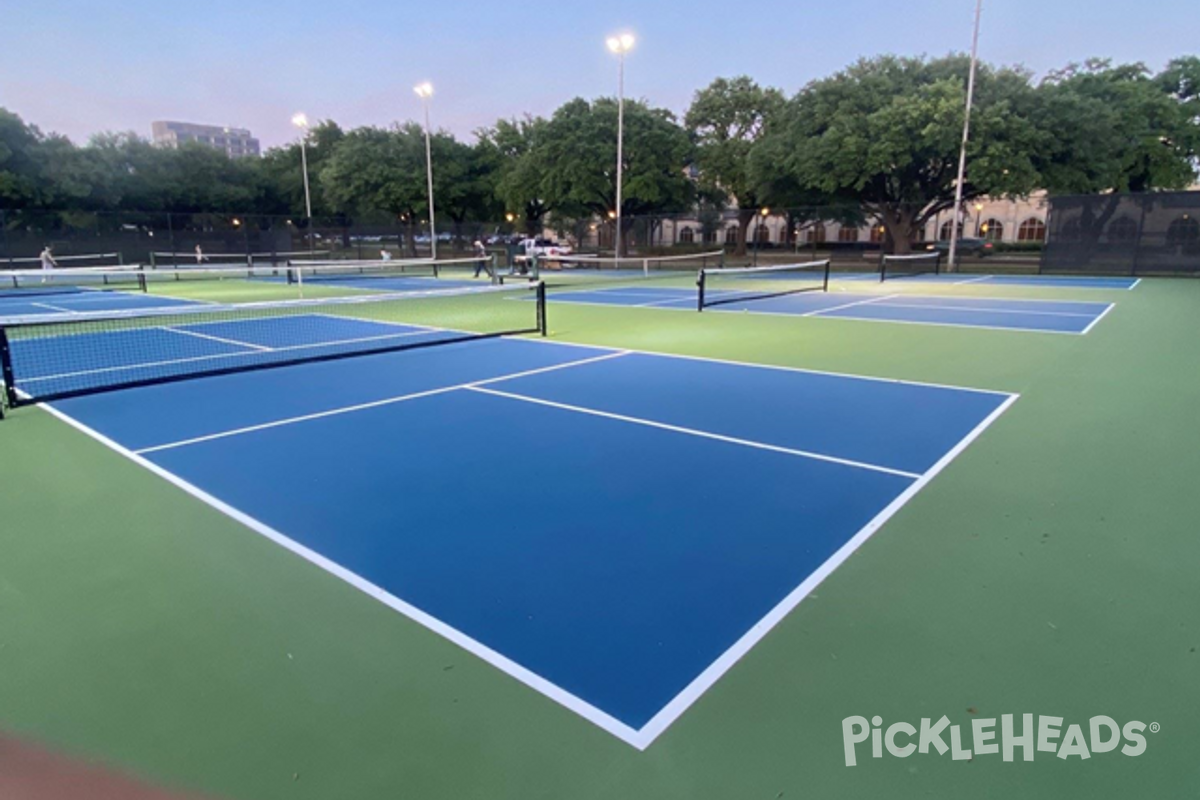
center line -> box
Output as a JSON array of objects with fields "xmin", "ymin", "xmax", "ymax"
[
  {"xmin": 467, "ymin": 385, "xmax": 921, "ymax": 479},
  {"xmin": 134, "ymin": 351, "xmax": 632, "ymax": 455}
]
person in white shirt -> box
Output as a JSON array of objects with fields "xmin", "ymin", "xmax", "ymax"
[
  {"xmin": 39, "ymin": 246, "xmax": 58, "ymax": 283},
  {"xmin": 473, "ymin": 240, "xmax": 491, "ymax": 278},
  {"xmin": 380, "ymin": 249, "xmax": 393, "ymax": 262},
  {"xmin": 194, "ymin": 245, "xmax": 205, "ymax": 265}
]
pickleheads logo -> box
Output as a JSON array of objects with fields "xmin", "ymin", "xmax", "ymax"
[{"xmin": 842, "ymin": 715, "xmax": 1158, "ymax": 766}]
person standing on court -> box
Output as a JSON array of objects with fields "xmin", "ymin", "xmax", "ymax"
[
  {"xmin": 194, "ymin": 244, "xmax": 206, "ymax": 265},
  {"xmin": 473, "ymin": 240, "xmax": 491, "ymax": 279},
  {"xmin": 39, "ymin": 245, "xmax": 58, "ymax": 283}
]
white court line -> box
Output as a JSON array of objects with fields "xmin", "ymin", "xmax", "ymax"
[
  {"xmin": 1079, "ymin": 303, "xmax": 1116, "ymax": 335},
  {"xmin": 30, "ymin": 346, "xmax": 1019, "ymax": 751},
  {"xmin": 954, "ymin": 275, "xmax": 994, "ymax": 285},
  {"xmin": 467, "ymin": 385, "xmax": 921, "ymax": 479},
  {"xmin": 23, "ymin": 327, "xmax": 450, "ymax": 385},
  {"xmin": 1128, "ymin": 278, "xmax": 1141, "ymax": 290},
  {"xmin": 865, "ymin": 301, "xmax": 1102, "ymax": 318},
  {"xmin": 504, "ymin": 336, "xmax": 1013, "ymax": 397},
  {"xmin": 799, "ymin": 311, "xmax": 1089, "ymax": 336},
  {"xmin": 35, "ymin": 401, "xmax": 644, "ymax": 748},
  {"xmin": 134, "ymin": 351, "xmax": 632, "ymax": 454},
  {"xmin": 31, "ymin": 302, "xmax": 76, "ymax": 314},
  {"xmin": 632, "ymin": 392, "xmax": 1020, "ymax": 747},
  {"xmin": 802, "ymin": 294, "xmax": 899, "ymax": 317},
  {"xmin": 164, "ymin": 326, "xmax": 272, "ymax": 351}
]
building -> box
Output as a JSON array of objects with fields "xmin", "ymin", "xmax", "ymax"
[{"xmin": 151, "ymin": 121, "xmax": 261, "ymax": 159}]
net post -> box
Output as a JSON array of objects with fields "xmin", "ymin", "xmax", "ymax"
[
  {"xmin": 822, "ymin": 259, "xmax": 831, "ymax": 292},
  {"xmin": 879, "ymin": 253, "xmax": 887, "ymax": 283},
  {"xmin": 137, "ymin": 272, "xmax": 148, "ymax": 293},
  {"xmin": 0, "ymin": 327, "xmax": 17, "ymax": 410},
  {"xmin": 490, "ymin": 254, "xmax": 498, "ymax": 285},
  {"xmin": 536, "ymin": 281, "xmax": 547, "ymax": 336},
  {"xmin": 934, "ymin": 252, "xmax": 943, "ymax": 275},
  {"xmin": 643, "ymin": 258, "xmax": 649, "ymax": 278},
  {"xmin": 697, "ymin": 270, "xmax": 706, "ymax": 312}
]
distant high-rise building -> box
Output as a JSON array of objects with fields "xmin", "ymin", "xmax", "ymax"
[{"xmin": 151, "ymin": 121, "xmax": 261, "ymax": 159}]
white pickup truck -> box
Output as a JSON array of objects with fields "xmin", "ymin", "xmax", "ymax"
[{"xmin": 519, "ymin": 237, "xmax": 573, "ymax": 258}]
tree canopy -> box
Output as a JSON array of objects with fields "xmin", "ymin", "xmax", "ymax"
[{"xmin": 1, "ymin": 49, "xmax": 1196, "ymax": 254}]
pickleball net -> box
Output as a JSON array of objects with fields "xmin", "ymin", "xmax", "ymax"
[
  {"xmin": 149, "ymin": 250, "xmax": 331, "ymax": 268},
  {"xmin": 505, "ymin": 250, "xmax": 725, "ymax": 289},
  {"xmin": 0, "ymin": 282, "xmax": 546, "ymax": 406},
  {"xmin": 880, "ymin": 252, "xmax": 942, "ymax": 282},
  {"xmin": 697, "ymin": 260, "xmax": 831, "ymax": 310},
  {"xmin": 284, "ymin": 256, "xmax": 497, "ymax": 285}
]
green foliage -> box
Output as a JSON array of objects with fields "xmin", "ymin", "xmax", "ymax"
[
  {"xmin": 1, "ymin": 46, "xmax": 1197, "ymax": 244},
  {"xmin": 1039, "ymin": 59, "xmax": 1199, "ymax": 192},
  {"xmin": 533, "ymin": 97, "xmax": 694, "ymax": 223},
  {"xmin": 686, "ymin": 76, "xmax": 784, "ymax": 252},
  {"xmin": 757, "ymin": 55, "xmax": 1042, "ymax": 251}
]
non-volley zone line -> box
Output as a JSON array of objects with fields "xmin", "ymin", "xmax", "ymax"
[
  {"xmin": 53, "ymin": 336, "xmax": 1018, "ymax": 748},
  {"xmin": 136, "ymin": 350, "xmax": 919, "ymax": 479}
]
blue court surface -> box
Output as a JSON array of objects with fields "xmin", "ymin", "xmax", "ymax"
[
  {"xmin": 832, "ymin": 271, "xmax": 1140, "ymax": 290},
  {"xmin": 546, "ymin": 286, "xmax": 1116, "ymax": 334},
  {"xmin": 0, "ymin": 288, "xmax": 202, "ymax": 317},
  {"xmin": 37, "ymin": 313, "xmax": 1017, "ymax": 748}
]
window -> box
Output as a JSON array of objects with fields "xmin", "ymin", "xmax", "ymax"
[
  {"xmin": 756, "ymin": 225, "xmax": 770, "ymax": 244},
  {"xmin": 837, "ymin": 226, "xmax": 859, "ymax": 243},
  {"xmin": 1166, "ymin": 215, "xmax": 1200, "ymax": 246},
  {"xmin": 725, "ymin": 226, "xmax": 739, "ymax": 244},
  {"xmin": 939, "ymin": 220, "xmax": 964, "ymax": 241},
  {"xmin": 978, "ymin": 219, "xmax": 1004, "ymax": 241},
  {"xmin": 869, "ymin": 225, "xmax": 886, "ymax": 244},
  {"xmin": 805, "ymin": 224, "xmax": 826, "ymax": 244},
  {"xmin": 679, "ymin": 227, "xmax": 695, "ymax": 244},
  {"xmin": 1107, "ymin": 217, "xmax": 1138, "ymax": 242},
  {"xmin": 1017, "ymin": 218, "xmax": 1046, "ymax": 242}
]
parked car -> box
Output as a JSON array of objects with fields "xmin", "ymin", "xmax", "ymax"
[
  {"xmin": 927, "ymin": 238, "xmax": 994, "ymax": 257},
  {"xmin": 519, "ymin": 237, "xmax": 573, "ymax": 257}
]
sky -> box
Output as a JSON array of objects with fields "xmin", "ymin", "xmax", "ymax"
[{"xmin": 2, "ymin": 0, "xmax": 1195, "ymax": 150}]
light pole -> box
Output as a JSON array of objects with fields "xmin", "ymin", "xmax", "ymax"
[
  {"xmin": 754, "ymin": 207, "xmax": 769, "ymax": 266},
  {"xmin": 948, "ymin": 0, "xmax": 984, "ymax": 273},
  {"xmin": 414, "ymin": 82, "xmax": 437, "ymax": 259},
  {"xmin": 606, "ymin": 33, "xmax": 635, "ymax": 260},
  {"xmin": 291, "ymin": 113, "xmax": 314, "ymax": 251}
]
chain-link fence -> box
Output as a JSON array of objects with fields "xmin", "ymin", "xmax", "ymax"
[{"xmin": 1042, "ymin": 192, "xmax": 1200, "ymax": 276}]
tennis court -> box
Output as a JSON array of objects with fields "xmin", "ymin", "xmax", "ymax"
[
  {"xmin": 544, "ymin": 285, "xmax": 1116, "ymax": 334},
  {"xmin": 24, "ymin": 306, "xmax": 1014, "ymax": 747}
]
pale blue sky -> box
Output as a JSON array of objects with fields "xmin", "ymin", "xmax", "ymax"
[{"xmin": 2, "ymin": 0, "xmax": 1194, "ymax": 150}]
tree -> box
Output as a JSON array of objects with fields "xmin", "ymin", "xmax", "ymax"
[
  {"xmin": 685, "ymin": 77, "xmax": 784, "ymax": 255},
  {"xmin": 1038, "ymin": 59, "xmax": 1200, "ymax": 193},
  {"xmin": 532, "ymin": 97, "xmax": 693, "ymax": 254},
  {"xmin": 319, "ymin": 124, "xmax": 432, "ymax": 255},
  {"xmin": 0, "ymin": 109, "xmax": 47, "ymax": 208},
  {"xmin": 477, "ymin": 117, "xmax": 552, "ymax": 236},
  {"xmin": 257, "ymin": 121, "xmax": 345, "ymax": 218},
  {"xmin": 759, "ymin": 55, "xmax": 1042, "ymax": 253}
]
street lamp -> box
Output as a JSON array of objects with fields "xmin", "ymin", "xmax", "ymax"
[
  {"xmin": 292, "ymin": 113, "xmax": 314, "ymax": 252},
  {"xmin": 414, "ymin": 82, "xmax": 437, "ymax": 259},
  {"xmin": 606, "ymin": 32, "xmax": 635, "ymax": 260},
  {"xmin": 754, "ymin": 207, "xmax": 769, "ymax": 266},
  {"xmin": 948, "ymin": 0, "xmax": 984, "ymax": 272}
]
